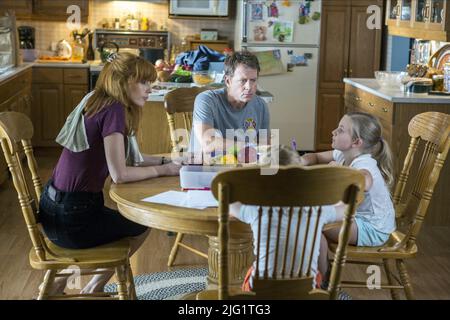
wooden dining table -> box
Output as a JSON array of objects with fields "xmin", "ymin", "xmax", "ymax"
[{"xmin": 109, "ymin": 175, "xmax": 254, "ymax": 288}]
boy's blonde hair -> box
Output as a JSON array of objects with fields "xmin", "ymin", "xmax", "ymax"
[
  {"xmin": 84, "ymin": 52, "xmax": 157, "ymax": 134},
  {"xmin": 278, "ymin": 145, "xmax": 302, "ymax": 166},
  {"xmin": 347, "ymin": 112, "xmax": 394, "ymax": 187}
]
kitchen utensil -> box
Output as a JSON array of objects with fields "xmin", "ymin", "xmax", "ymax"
[
  {"xmin": 428, "ymin": 44, "xmax": 450, "ymax": 71},
  {"xmin": 405, "ymin": 78, "xmax": 433, "ymax": 93},
  {"xmin": 374, "ymin": 71, "xmax": 408, "ymax": 89},
  {"xmin": 99, "ymin": 41, "xmax": 119, "ymax": 63},
  {"xmin": 86, "ymin": 32, "xmax": 95, "ymax": 61},
  {"xmin": 56, "ymin": 40, "xmax": 72, "ymax": 59}
]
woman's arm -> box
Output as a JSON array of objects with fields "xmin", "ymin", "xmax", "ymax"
[
  {"xmin": 104, "ymin": 133, "xmax": 180, "ymax": 183},
  {"xmin": 300, "ymin": 150, "xmax": 334, "ymax": 166},
  {"xmin": 141, "ymin": 154, "xmax": 167, "ymax": 166}
]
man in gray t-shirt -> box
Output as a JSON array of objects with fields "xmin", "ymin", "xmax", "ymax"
[{"xmin": 189, "ymin": 51, "xmax": 270, "ymax": 156}]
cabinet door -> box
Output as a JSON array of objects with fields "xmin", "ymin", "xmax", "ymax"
[
  {"xmin": 33, "ymin": 0, "xmax": 89, "ymax": 22},
  {"xmin": 319, "ymin": 4, "xmax": 351, "ymax": 89},
  {"xmin": 426, "ymin": 0, "xmax": 446, "ymax": 31},
  {"xmin": 32, "ymin": 84, "xmax": 64, "ymax": 147},
  {"xmin": 315, "ymin": 89, "xmax": 345, "ymax": 150},
  {"xmin": 348, "ymin": 5, "xmax": 382, "ymax": 78},
  {"xmin": 0, "ymin": 94, "xmax": 18, "ymax": 113},
  {"xmin": 386, "ymin": 0, "xmax": 401, "ymax": 26},
  {"xmin": 21, "ymin": 89, "xmax": 33, "ymax": 119},
  {"xmin": 63, "ymin": 84, "xmax": 88, "ymax": 120},
  {"xmin": 0, "ymin": 0, "xmax": 32, "ymax": 18}
]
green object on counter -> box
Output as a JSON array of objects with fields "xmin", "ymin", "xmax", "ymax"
[
  {"xmin": 173, "ymin": 67, "xmax": 192, "ymax": 77},
  {"xmin": 171, "ymin": 75, "xmax": 192, "ymax": 83}
]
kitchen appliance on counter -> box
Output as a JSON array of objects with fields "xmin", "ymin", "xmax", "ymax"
[
  {"xmin": 235, "ymin": 0, "xmax": 322, "ymax": 150},
  {"xmin": 94, "ymin": 29, "xmax": 169, "ymax": 62},
  {"xmin": 0, "ymin": 15, "xmax": 19, "ymax": 74},
  {"xmin": 169, "ymin": 0, "xmax": 229, "ymax": 17},
  {"xmin": 90, "ymin": 29, "xmax": 170, "ymax": 90},
  {"xmin": 18, "ymin": 26, "xmax": 35, "ymax": 49},
  {"xmin": 18, "ymin": 26, "xmax": 37, "ymax": 62}
]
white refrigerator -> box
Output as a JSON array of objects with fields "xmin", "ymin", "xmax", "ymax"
[{"xmin": 235, "ymin": 0, "xmax": 322, "ymax": 150}]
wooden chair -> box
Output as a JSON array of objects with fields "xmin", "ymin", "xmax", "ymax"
[
  {"xmin": 164, "ymin": 86, "xmax": 208, "ymax": 152},
  {"xmin": 0, "ymin": 112, "xmax": 136, "ymax": 300},
  {"xmin": 197, "ymin": 165, "xmax": 365, "ymax": 300},
  {"xmin": 329, "ymin": 111, "xmax": 450, "ymax": 300},
  {"xmin": 164, "ymin": 87, "xmax": 209, "ymax": 267}
]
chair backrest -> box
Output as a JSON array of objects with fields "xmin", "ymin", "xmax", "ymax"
[
  {"xmin": 164, "ymin": 87, "xmax": 208, "ymax": 152},
  {"xmin": 0, "ymin": 111, "xmax": 48, "ymax": 261},
  {"xmin": 392, "ymin": 112, "xmax": 450, "ymax": 250},
  {"xmin": 211, "ymin": 165, "xmax": 365, "ymax": 300}
]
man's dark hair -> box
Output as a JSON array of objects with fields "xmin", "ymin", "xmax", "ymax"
[{"xmin": 224, "ymin": 51, "xmax": 260, "ymax": 77}]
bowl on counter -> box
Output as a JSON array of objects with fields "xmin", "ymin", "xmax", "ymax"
[
  {"xmin": 192, "ymin": 70, "xmax": 216, "ymax": 86},
  {"xmin": 374, "ymin": 71, "xmax": 409, "ymax": 90}
]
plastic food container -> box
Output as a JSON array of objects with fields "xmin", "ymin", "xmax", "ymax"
[{"xmin": 180, "ymin": 165, "xmax": 227, "ymax": 190}]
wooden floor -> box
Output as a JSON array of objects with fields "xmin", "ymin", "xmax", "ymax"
[{"xmin": 0, "ymin": 148, "xmax": 449, "ymax": 300}]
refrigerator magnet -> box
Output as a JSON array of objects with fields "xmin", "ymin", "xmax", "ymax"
[
  {"xmin": 268, "ymin": 2, "xmax": 279, "ymax": 18},
  {"xmin": 251, "ymin": 3, "xmax": 264, "ymax": 21},
  {"xmin": 273, "ymin": 21, "xmax": 294, "ymax": 43},
  {"xmin": 253, "ymin": 26, "xmax": 268, "ymax": 41}
]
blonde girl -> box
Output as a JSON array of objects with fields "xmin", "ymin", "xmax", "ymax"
[
  {"xmin": 300, "ymin": 112, "xmax": 395, "ymax": 285},
  {"xmin": 39, "ymin": 52, "xmax": 179, "ymax": 295}
]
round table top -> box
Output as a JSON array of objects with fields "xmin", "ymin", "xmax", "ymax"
[{"xmin": 109, "ymin": 176, "xmax": 251, "ymax": 237}]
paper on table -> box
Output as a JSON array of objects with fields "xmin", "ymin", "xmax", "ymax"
[
  {"xmin": 141, "ymin": 190, "xmax": 218, "ymax": 209},
  {"xmin": 186, "ymin": 190, "xmax": 218, "ymax": 208},
  {"xmin": 142, "ymin": 190, "xmax": 189, "ymax": 207}
]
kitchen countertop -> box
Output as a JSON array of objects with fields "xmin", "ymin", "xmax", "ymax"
[
  {"xmin": 32, "ymin": 61, "xmax": 90, "ymax": 68},
  {"xmin": 147, "ymin": 83, "xmax": 274, "ymax": 104},
  {"xmin": 0, "ymin": 61, "xmax": 91, "ymax": 84},
  {"xmin": 1, "ymin": 62, "xmax": 274, "ymax": 103},
  {"xmin": 344, "ymin": 78, "xmax": 450, "ymax": 104},
  {"xmin": 0, "ymin": 63, "xmax": 34, "ymax": 84}
]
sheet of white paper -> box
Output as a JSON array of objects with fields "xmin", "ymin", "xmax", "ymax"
[
  {"xmin": 141, "ymin": 190, "xmax": 209, "ymax": 209},
  {"xmin": 186, "ymin": 190, "xmax": 218, "ymax": 208}
]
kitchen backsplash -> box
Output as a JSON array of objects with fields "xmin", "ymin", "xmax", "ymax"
[{"xmin": 16, "ymin": 0, "xmax": 235, "ymax": 52}]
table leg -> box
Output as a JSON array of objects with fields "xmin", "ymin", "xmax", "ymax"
[{"xmin": 207, "ymin": 236, "xmax": 253, "ymax": 288}]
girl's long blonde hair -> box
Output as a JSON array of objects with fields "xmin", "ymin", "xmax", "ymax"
[
  {"xmin": 347, "ymin": 112, "xmax": 394, "ymax": 187},
  {"xmin": 84, "ymin": 52, "xmax": 157, "ymax": 134}
]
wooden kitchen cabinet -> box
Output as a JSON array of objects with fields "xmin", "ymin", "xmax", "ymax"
[
  {"xmin": 33, "ymin": 0, "xmax": 89, "ymax": 22},
  {"xmin": 0, "ymin": 0, "xmax": 32, "ymax": 18},
  {"xmin": 316, "ymin": 89, "xmax": 346, "ymax": 151},
  {"xmin": 0, "ymin": 0, "xmax": 88, "ymax": 22},
  {"xmin": 187, "ymin": 38, "xmax": 231, "ymax": 52},
  {"xmin": 387, "ymin": 0, "xmax": 450, "ymax": 41},
  {"xmin": 344, "ymin": 83, "xmax": 450, "ymax": 226},
  {"xmin": 315, "ymin": 0, "xmax": 383, "ymax": 150},
  {"xmin": 0, "ymin": 67, "xmax": 32, "ymax": 185},
  {"xmin": 32, "ymin": 67, "xmax": 88, "ymax": 147}
]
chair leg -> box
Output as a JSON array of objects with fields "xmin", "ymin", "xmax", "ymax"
[
  {"xmin": 383, "ymin": 259, "xmax": 401, "ymax": 300},
  {"xmin": 115, "ymin": 266, "xmax": 129, "ymax": 300},
  {"xmin": 38, "ymin": 269, "xmax": 57, "ymax": 300},
  {"xmin": 396, "ymin": 259, "xmax": 415, "ymax": 300},
  {"xmin": 168, "ymin": 232, "xmax": 184, "ymax": 267},
  {"xmin": 126, "ymin": 261, "xmax": 137, "ymax": 300}
]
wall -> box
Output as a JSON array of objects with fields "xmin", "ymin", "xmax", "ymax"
[
  {"xmin": 16, "ymin": 0, "xmax": 235, "ymax": 52},
  {"xmin": 385, "ymin": 35, "xmax": 411, "ymax": 71}
]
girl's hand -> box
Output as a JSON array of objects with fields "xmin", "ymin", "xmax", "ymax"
[{"xmin": 299, "ymin": 156, "xmax": 308, "ymax": 166}]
